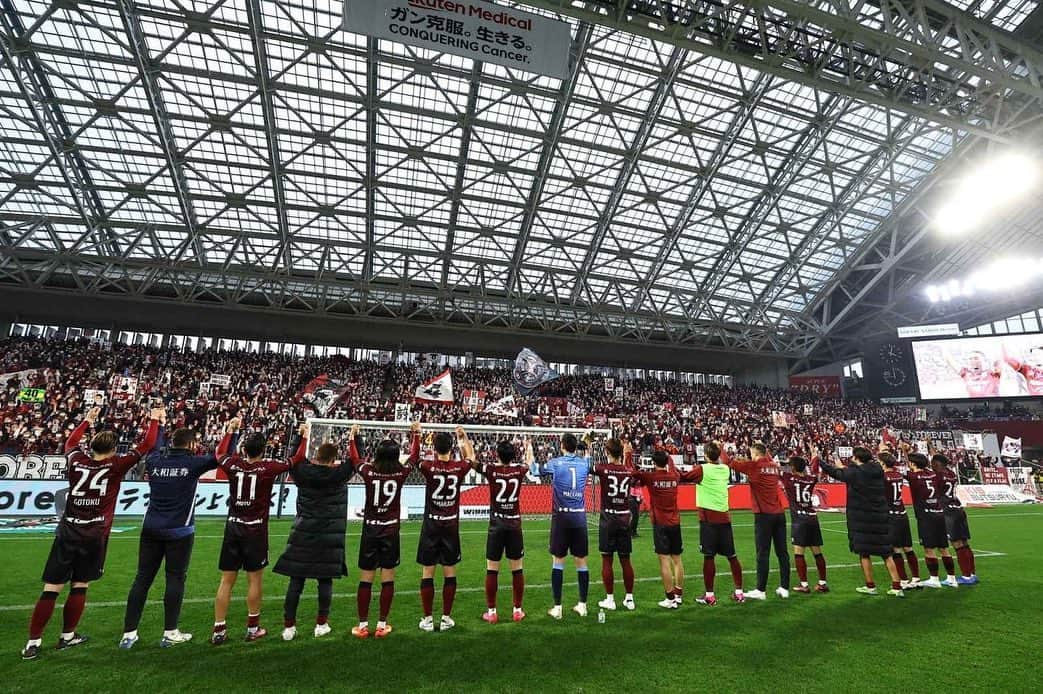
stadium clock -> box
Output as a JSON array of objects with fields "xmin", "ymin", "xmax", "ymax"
[
  {"xmin": 879, "ymin": 343, "xmax": 904, "ymax": 364},
  {"xmin": 882, "ymin": 366, "xmax": 906, "ymax": 387}
]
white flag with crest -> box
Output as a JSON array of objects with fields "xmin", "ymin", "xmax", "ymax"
[{"xmin": 414, "ymin": 369, "xmax": 454, "ymax": 403}]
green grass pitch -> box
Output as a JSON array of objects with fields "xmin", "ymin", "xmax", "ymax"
[{"xmin": 1, "ymin": 507, "xmax": 1041, "ymax": 693}]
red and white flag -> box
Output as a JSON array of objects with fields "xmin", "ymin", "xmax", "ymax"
[
  {"xmin": 415, "ymin": 369, "xmax": 454, "ymax": 404},
  {"xmin": 462, "ymin": 389, "xmax": 487, "ymax": 413},
  {"xmin": 484, "ymin": 394, "xmax": 518, "ymax": 418}
]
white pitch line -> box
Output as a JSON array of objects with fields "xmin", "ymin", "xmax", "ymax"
[{"xmin": 0, "ymin": 554, "xmax": 1008, "ymax": 612}]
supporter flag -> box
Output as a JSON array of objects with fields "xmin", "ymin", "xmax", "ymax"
[
  {"xmin": 803, "ymin": 404, "xmax": 813, "ymax": 415},
  {"xmin": 415, "ymin": 368, "xmax": 454, "ymax": 403},
  {"xmin": 880, "ymin": 427, "xmax": 897, "ymax": 447},
  {"xmin": 484, "ymin": 394, "xmax": 518, "ymax": 418},
  {"xmin": 566, "ymin": 401, "xmax": 583, "ymax": 417},
  {"xmin": 513, "ymin": 348, "xmax": 558, "ymax": 395},
  {"xmin": 462, "ymin": 389, "xmax": 487, "ymax": 413},
  {"xmin": 837, "ymin": 446, "xmax": 854, "ymax": 459},
  {"xmin": 303, "ymin": 373, "xmax": 350, "ymax": 416},
  {"xmin": 17, "ymin": 387, "xmax": 45, "ymax": 403},
  {"xmin": 83, "ymin": 389, "xmax": 106, "ymax": 406},
  {"xmin": 771, "ymin": 411, "xmax": 788, "ymax": 428},
  {"xmin": 394, "ymin": 403, "xmax": 411, "ymax": 422},
  {"xmin": 1001, "ymin": 436, "xmax": 1022, "ymax": 459},
  {"xmin": 962, "ymin": 432, "xmax": 984, "ymax": 451},
  {"xmin": 108, "ymin": 375, "xmax": 138, "ymax": 401},
  {"xmin": 604, "ymin": 377, "xmax": 614, "ymax": 392},
  {"xmin": 914, "ymin": 406, "xmax": 928, "ymax": 421}
]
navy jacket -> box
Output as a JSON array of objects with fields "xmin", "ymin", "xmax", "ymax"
[{"xmin": 142, "ymin": 427, "xmax": 219, "ymax": 539}]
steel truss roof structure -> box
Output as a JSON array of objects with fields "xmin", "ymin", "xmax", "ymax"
[{"xmin": 1, "ymin": 0, "xmax": 1042, "ymax": 362}]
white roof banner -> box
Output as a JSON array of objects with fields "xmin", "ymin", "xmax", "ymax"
[{"xmin": 343, "ymin": 0, "xmax": 572, "ymax": 79}]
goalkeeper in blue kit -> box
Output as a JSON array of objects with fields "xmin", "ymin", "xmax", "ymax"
[{"xmin": 531, "ymin": 433, "xmax": 592, "ymax": 619}]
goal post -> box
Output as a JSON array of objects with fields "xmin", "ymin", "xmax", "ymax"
[{"xmin": 304, "ymin": 418, "xmax": 614, "ymax": 519}]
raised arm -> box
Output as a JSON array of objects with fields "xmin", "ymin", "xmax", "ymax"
[
  {"xmin": 132, "ymin": 417, "xmax": 160, "ymax": 457},
  {"xmin": 64, "ymin": 407, "xmax": 98, "ymax": 454},
  {"xmin": 679, "ymin": 465, "xmax": 703, "ymax": 484},
  {"xmin": 1000, "ymin": 343, "xmax": 1020, "ymax": 371},
  {"xmin": 818, "ymin": 456, "xmax": 849, "ymax": 482},
  {"xmin": 216, "ymin": 416, "xmax": 240, "ymax": 459},
  {"xmin": 344, "ymin": 423, "xmax": 366, "ymax": 467},
  {"xmin": 942, "ymin": 348, "xmax": 962, "ymax": 376},
  {"xmin": 405, "ymin": 421, "xmax": 422, "ymax": 467},
  {"xmin": 288, "ymin": 422, "xmax": 309, "ymax": 467},
  {"xmin": 623, "ymin": 439, "xmax": 634, "ymax": 470},
  {"xmin": 726, "ymin": 455, "xmax": 754, "ymax": 474}
]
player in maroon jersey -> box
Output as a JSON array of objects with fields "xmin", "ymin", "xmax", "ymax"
[
  {"xmin": 932, "ymin": 453, "xmax": 978, "ymax": 585},
  {"xmin": 470, "ymin": 437, "xmax": 532, "ymax": 624},
  {"xmin": 943, "ymin": 349, "xmax": 1001, "ymax": 398},
  {"xmin": 209, "ymin": 417, "xmax": 308, "ymax": 645},
  {"xmin": 880, "ymin": 451, "xmax": 921, "ymax": 589},
  {"xmin": 783, "ymin": 454, "xmax": 828, "ymax": 594},
  {"xmin": 905, "ymin": 452, "xmax": 953, "ymax": 588},
  {"xmin": 1002, "ymin": 344, "xmax": 1043, "ymax": 395},
  {"xmin": 21, "ymin": 406, "xmax": 160, "ymax": 661},
  {"xmin": 726, "ymin": 443, "xmax": 791, "ymax": 600},
  {"xmin": 349, "ymin": 422, "xmax": 421, "ymax": 639},
  {"xmin": 416, "ymin": 426, "xmax": 473, "ymax": 633},
  {"xmin": 593, "ymin": 438, "xmax": 637, "ymax": 612},
  {"xmin": 634, "ymin": 450, "xmax": 701, "ymax": 608}
]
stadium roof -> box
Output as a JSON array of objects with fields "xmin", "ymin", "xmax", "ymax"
[{"xmin": 2, "ymin": 0, "xmax": 1043, "ymax": 366}]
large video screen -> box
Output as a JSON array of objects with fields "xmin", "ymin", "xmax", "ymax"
[{"xmin": 912, "ymin": 333, "xmax": 1043, "ymax": 400}]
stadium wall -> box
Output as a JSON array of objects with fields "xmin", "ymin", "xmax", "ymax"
[
  {"xmin": 0, "ymin": 478, "xmax": 878, "ymax": 517},
  {"xmin": 0, "ymin": 287, "xmax": 789, "ymax": 375}
]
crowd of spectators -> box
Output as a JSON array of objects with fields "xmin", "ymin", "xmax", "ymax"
[{"xmin": 0, "ymin": 337, "xmax": 1035, "ymax": 475}]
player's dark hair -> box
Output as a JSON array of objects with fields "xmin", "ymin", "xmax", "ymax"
[
  {"xmin": 704, "ymin": 441, "xmax": 721, "ymax": 462},
  {"xmin": 852, "ymin": 447, "xmax": 873, "ymax": 464},
  {"xmin": 750, "ymin": 442, "xmax": 767, "ymax": 456},
  {"xmin": 432, "ymin": 432, "xmax": 454, "ymax": 456},
  {"xmin": 604, "ymin": 438, "xmax": 623, "ymax": 460},
  {"xmin": 789, "ymin": 456, "xmax": 808, "ymax": 473},
  {"xmin": 880, "ymin": 452, "xmax": 898, "ymax": 469},
  {"xmin": 561, "ymin": 433, "xmax": 578, "ymax": 453},
  {"xmin": 90, "ymin": 431, "xmax": 117, "ymax": 456},
  {"xmin": 315, "ymin": 443, "xmax": 338, "ymax": 464},
  {"xmin": 651, "ymin": 450, "xmax": 669, "ymax": 468},
  {"xmin": 242, "ymin": 433, "xmax": 266, "ymax": 458},
  {"xmin": 171, "ymin": 428, "xmax": 196, "ymax": 449},
  {"xmin": 930, "ymin": 453, "xmax": 949, "ymax": 471},
  {"xmin": 496, "ymin": 440, "xmax": 516, "ymax": 464},
  {"xmin": 907, "ymin": 452, "xmax": 929, "ymax": 469},
  {"xmin": 373, "ymin": 439, "xmax": 403, "ymax": 473}
]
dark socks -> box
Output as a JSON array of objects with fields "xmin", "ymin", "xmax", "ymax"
[
  {"xmin": 485, "ymin": 570, "xmax": 498, "ymax": 609},
  {"xmin": 62, "ymin": 587, "xmax": 87, "ymax": 634},
  {"xmin": 29, "ymin": 591, "xmax": 59, "ymax": 640},
  {"xmin": 420, "ymin": 577, "xmax": 435, "ymax": 617},
  {"xmin": 442, "ymin": 577, "xmax": 457, "ymax": 616},
  {"xmin": 357, "ymin": 581, "xmax": 372, "ymax": 623}
]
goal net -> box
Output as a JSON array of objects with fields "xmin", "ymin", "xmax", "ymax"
[{"xmin": 305, "ymin": 418, "xmax": 613, "ymax": 520}]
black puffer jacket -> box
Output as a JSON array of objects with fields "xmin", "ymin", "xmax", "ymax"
[
  {"xmin": 272, "ymin": 460, "xmax": 355, "ymax": 579},
  {"xmin": 820, "ymin": 459, "xmax": 892, "ymax": 557}
]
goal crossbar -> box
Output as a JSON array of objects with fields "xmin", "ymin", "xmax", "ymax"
[{"xmin": 306, "ymin": 418, "xmax": 611, "ymax": 437}]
